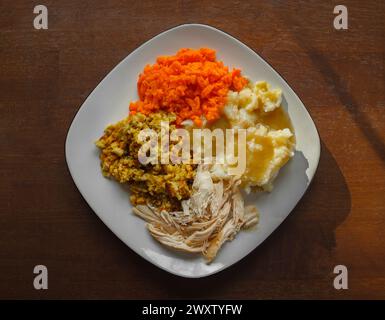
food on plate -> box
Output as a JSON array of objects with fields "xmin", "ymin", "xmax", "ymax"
[
  {"xmin": 96, "ymin": 112, "xmax": 196, "ymax": 210},
  {"xmin": 133, "ymin": 164, "xmax": 259, "ymax": 262},
  {"xmin": 222, "ymin": 81, "xmax": 295, "ymax": 191},
  {"xmin": 95, "ymin": 48, "xmax": 295, "ymax": 262},
  {"xmin": 129, "ymin": 48, "xmax": 248, "ymax": 126}
]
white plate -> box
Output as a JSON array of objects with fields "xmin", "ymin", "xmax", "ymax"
[{"xmin": 65, "ymin": 24, "xmax": 320, "ymax": 278}]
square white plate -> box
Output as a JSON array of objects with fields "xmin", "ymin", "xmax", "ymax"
[{"xmin": 65, "ymin": 24, "xmax": 320, "ymax": 278}]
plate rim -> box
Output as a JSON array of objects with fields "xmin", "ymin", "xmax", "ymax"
[{"xmin": 65, "ymin": 23, "xmax": 321, "ymax": 278}]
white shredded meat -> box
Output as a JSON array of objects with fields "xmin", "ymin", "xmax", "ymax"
[{"xmin": 133, "ymin": 164, "xmax": 259, "ymax": 263}]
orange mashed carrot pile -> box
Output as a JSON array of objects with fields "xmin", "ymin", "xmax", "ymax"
[{"xmin": 129, "ymin": 48, "xmax": 248, "ymax": 126}]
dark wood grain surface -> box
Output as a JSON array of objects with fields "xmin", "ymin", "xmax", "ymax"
[{"xmin": 0, "ymin": 0, "xmax": 384, "ymax": 299}]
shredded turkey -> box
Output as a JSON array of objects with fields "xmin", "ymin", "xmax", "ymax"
[{"xmin": 133, "ymin": 164, "xmax": 259, "ymax": 262}]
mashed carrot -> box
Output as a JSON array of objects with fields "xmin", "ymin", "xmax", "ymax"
[{"xmin": 129, "ymin": 48, "xmax": 248, "ymax": 126}]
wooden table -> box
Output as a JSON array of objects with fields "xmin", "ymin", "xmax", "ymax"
[{"xmin": 1, "ymin": 0, "xmax": 384, "ymax": 299}]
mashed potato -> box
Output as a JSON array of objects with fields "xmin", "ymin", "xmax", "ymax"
[
  {"xmin": 243, "ymin": 124, "xmax": 294, "ymax": 191},
  {"xmin": 221, "ymin": 81, "xmax": 295, "ymax": 191}
]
